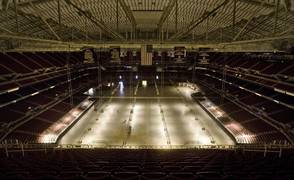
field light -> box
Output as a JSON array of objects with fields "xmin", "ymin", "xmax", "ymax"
[
  {"xmin": 238, "ymin": 133, "xmax": 256, "ymax": 142},
  {"xmin": 215, "ymin": 111, "xmax": 223, "ymax": 118},
  {"xmin": 199, "ymin": 135, "xmax": 211, "ymax": 145},
  {"xmin": 87, "ymin": 88, "xmax": 94, "ymax": 96},
  {"xmin": 119, "ymin": 81, "xmax": 124, "ymax": 94},
  {"xmin": 40, "ymin": 133, "xmax": 57, "ymax": 143},
  {"xmin": 52, "ymin": 123, "xmax": 66, "ymax": 132},
  {"xmin": 7, "ymin": 87, "xmax": 19, "ymax": 93},
  {"xmin": 82, "ymin": 101, "xmax": 90, "ymax": 107},
  {"xmin": 210, "ymin": 106, "xmax": 216, "ymax": 110},
  {"xmin": 119, "ymin": 75, "xmax": 122, "ymax": 79},
  {"xmin": 156, "ymin": 75, "xmax": 159, "ymax": 80},
  {"xmin": 226, "ymin": 123, "xmax": 242, "ymax": 131},
  {"xmin": 135, "ymin": 75, "xmax": 138, "ymax": 79},
  {"xmin": 142, "ymin": 80, "xmax": 147, "ymax": 87},
  {"xmin": 63, "ymin": 116, "xmax": 72, "ymax": 123},
  {"xmin": 72, "ymin": 110, "xmax": 80, "ymax": 117}
]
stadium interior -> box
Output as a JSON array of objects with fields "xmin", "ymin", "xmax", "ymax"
[{"xmin": 0, "ymin": 0, "xmax": 294, "ymax": 179}]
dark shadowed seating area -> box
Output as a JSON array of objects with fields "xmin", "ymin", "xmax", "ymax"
[
  {"xmin": 0, "ymin": 148, "xmax": 294, "ymax": 180},
  {"xmin": 1, "ymin": 0, "xmax": 294, "ymax": 179}
]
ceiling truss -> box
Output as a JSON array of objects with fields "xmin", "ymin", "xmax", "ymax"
[{"xmin": 0, "ymin": 0, "xmax": 293, "ymax": 45}]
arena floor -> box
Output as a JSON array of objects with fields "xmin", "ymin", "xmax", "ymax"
[{"xmin": 59, "ymin": 82, "xmax": 235, "ymax": 147}]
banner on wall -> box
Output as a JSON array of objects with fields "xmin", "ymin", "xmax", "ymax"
[
  {"xmin": 83, "ymin": 49, "xmax": 95, "ymax": 63},
  {"xmin": 174, "ymin": 46, "xmax": 186, "ymax": 62},
  {"xmin": 120, "ymin": 49, "xmax": 127, "ymax": 57},
  {"xmin": 110, "ymin": 46, "xmax": 121, "ymax": 63},
  {"xmin": 198, "ymin": 52, "xmax": 210, "ymax": 65},
  {"xmin": 167, "ymin": 50, "xmax": 175, "ymax": 58},
  {"xmin": 141, "ymin": 45, "xmax": 153, "ymax": 66}
]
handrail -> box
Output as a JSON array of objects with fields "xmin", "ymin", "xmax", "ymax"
[
  {"xmin": 0, "ymin": 65, "xmax": 97, "ymax": 95},
  {"xmin": 208, "ymin": 64, "xmax": 294, "ymax": 90},
  {"xmin": 0, "ymin": 142, "xmax": 294, "ymax": 150}
]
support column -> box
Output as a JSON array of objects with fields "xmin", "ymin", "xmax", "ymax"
[
  {"xmin": 221, "ymin": 54, "xmax": 227, "ymax": 104},
  {"xmin": 84, "ymin": 18, "xmax": 88, "ymax": 41},
  {"xmin": 95, "ymin": 48, "xmax": 102, "ymax": 111},
  {"xmin": 66, "ymin": 49, "xmax": 74, "ymax": 107},
  {"xmin": 192, "ymin": 62, "xmax": 196, "ymax": 84},
  {"xmin": 232, "ymin": 0, "xmax": 237, "ymax": 36},
  {"xmin": 205, "ymin": 17, "xmax": 209, "ymax": 43},
  {"xmin": 175, "ymin": 0, "xmax": 178, "ymax": 32},
  {"xmin": 5, "ymin": 140, "xmax": 9, "ymax": 157},
  {"xmin": 13, "ymin": 0, "xmax": 19, "ymax": 33},
  {"xmin": 57, "ymin": 0, "xmax": 61, "ymax": 32},
  {"xmin": 273, "ymin": 0, "xmax": 281, "ymax": 35},
  {"xmin": 161, "ymin": 46, "xmax": 164, "ymax": 93},
  {"xmin": 116, "ymin": 0, "xmax": 119, "ymax": 31},
  {"xmin": 220, "ymin": 28, "xmax": 223, "ymax": 43}
]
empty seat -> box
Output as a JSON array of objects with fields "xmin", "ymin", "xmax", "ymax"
[
  {"xmin": 59, "ymin": 170, "xmax": 82, "ymax": 178},
  {"xmin": 196, "ymin": 171, "xmax": 222, "ymax": 179},
  {"xmin": 141, "ymin": 172, "xmax": 167, "ymax": 179},
  {"xmin": 114, "ymin": 172, "xmax": 139, "ymax": 179},
  {"xmin": 141, "ymin": 166, "xmax": 162, "ymax": 172},
  {"xmin": 120, "ymin": 166, "xmax": 141, "ymax": 172},
  {"xmin": 86, "ymin": 171, "xmax": 111, "ymax": 178},
  {"xmin": 168, "ymin": 172, "xmax": 195, "ymax": 179}
]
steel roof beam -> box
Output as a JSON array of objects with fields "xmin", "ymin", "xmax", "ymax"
[
  {"xmin": 158, "ymin": 0, "xmax": 176, "ymax": 31},
  {"xmin": 240, "ymin": 0, "xmax": 294, "ymax": 15},
  {"xmin": 28, "ymin": 1, "xmax": 61, "ymax": 40},
  {"xmin": 277, "ymin": 27, "xmax": 294, "ymax": 36},
  {"xmin": 239, "ymin": 0, "xmax": 275, "ymax": 8},
  {"xmin": 169, "ymin": 0, "xmax": 230, "ymax": 41},
  {"xmin": 17, "ymin": 0, "xmax": 53, "ymax": 7},
  {"xmin": 118, "ymin": 0, "xmax": 136, "ymax": 29},
  {"xmin": 64, "ymin": 0, "xmax": 125, "ymax": 41},
  {"xmin": 1, "ymin": 0, "xmax": 13, "ymax": 11},
  {"xmin": 233, "ymin": 13, "xmax": 259, "ymax": 41},
  {"xmin": 0, "ymin": 25, "xmax": 14, "ymax": 34}
]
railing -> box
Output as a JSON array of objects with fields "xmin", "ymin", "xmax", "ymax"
[
  {"xmin": 1, "ymin": 140, "xmax": 294, "ymax": 158},
  {"xmin": 1, "ymin": 142, "xmax": 294, "ymax": 150}
]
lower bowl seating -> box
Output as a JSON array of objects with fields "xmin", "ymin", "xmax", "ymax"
[{"xmin": 0, "ymin": 149, "xmax": 293, "ymax": 179}]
